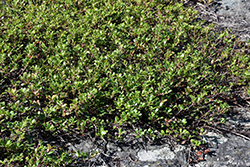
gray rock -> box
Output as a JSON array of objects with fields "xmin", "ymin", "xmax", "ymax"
[
  {"xmin": 137, "ymin": 144, "xmax": 186, "ymax": 162},
  {"xmin": 193, "ymin": 0, "xmax": 250, "ymax": 42}
]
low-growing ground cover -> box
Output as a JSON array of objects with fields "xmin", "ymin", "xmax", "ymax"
[{"xmin": 0, "ymin": 0, "xmax": 250, "ymax": 166}]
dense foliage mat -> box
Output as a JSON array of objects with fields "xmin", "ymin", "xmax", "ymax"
[{"xmin": 0, "ymin": 0, "xmax": 250, "ymax": 166}]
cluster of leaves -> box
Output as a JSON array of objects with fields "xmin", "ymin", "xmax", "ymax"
[{"xmin": 0, "ymin": 0, "xmax": 250, "ymax": 166}]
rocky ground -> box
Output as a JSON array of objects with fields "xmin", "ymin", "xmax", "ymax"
[
  {"xmin": 51, "ymin": 87, "xmax": 250, "ymax": 167},
  {"xmin": 191, "ymin": 0, "xmax": 250, "ymax": 42}
]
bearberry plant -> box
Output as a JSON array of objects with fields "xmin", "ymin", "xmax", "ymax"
[{"xmin": 0, "ymin": 0, "xmax": 249, "ymax": 166}]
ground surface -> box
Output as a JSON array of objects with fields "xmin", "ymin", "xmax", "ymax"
[{"xmin": 192, "ymin": 0, "xmax": 250, "ymax": 42}]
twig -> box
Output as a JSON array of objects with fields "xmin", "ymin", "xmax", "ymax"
[
  {"xmin": 202, "ymin": 125, "xmax": 223, "ymax": 134},
  {"xmin": 234, "ymin": 102, "xmax": 250, "ymax": 113},
  {"xmin": 203, "ymin": 125, "xmax": 250, "ymax": 141},
  {"xmin": 100, "ymin": 156, "xmax": 109, "ymax": 167}
]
